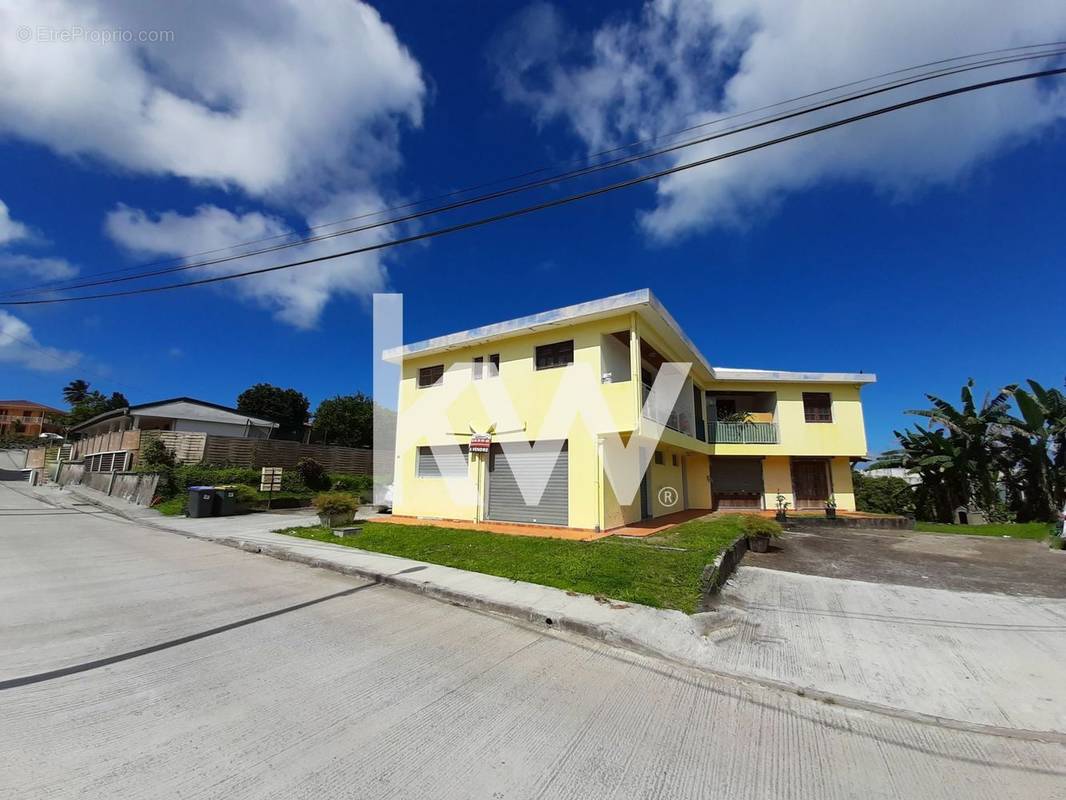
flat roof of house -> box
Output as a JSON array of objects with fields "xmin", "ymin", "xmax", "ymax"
[
  {"xmin": 386, "ymin": 289, "xmax": 876, "ymax": 385},
  {"xmin": 69, "ymin": 396, "xmax": 281, "ymax": 433}
]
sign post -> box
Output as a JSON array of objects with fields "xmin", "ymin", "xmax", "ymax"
[{"xmin": 260, "ymin": 467, "xmax": 282, "ymax": 510}]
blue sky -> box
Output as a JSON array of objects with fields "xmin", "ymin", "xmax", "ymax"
[{"xmin": 0, "ymin": 0, "xmax": 1064, "ymax": 455}]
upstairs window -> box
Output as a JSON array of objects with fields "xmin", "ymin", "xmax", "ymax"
[
  {"xmin": 473, "ymin": 356, "xmax": 484, "ymax": 381},
  {"xmin": 488, "ymin": 353, "xmax": 500, "ymax": 377},
  {"xmin": 654, "ymin": 451, "xmax": 664, "ymax": 465},
  {"xmin": 803, "ymin": 392, "xmax": 833, "ymax": 423},
  {"xmin": 535, "ymin": 340, "xmax": 574, "ymax": 370},
  {"xmin": 418, "ymin": 364, "xmax": 444, "ymax": 388}
]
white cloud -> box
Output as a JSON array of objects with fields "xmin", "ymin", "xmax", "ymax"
[
  {"xmin": 0, "ymin": 0, "xmax": 425, "ymax": 200},
  {"xmin": 0, "ymin": 199, "xmax": 29, "ymax": 245},
  {"xmin": 0, "ymin": 253, "xmax": 78, "ymax": 281},
  {"xmin": 0, "ymin": 310, "xmax": 81, "ymax": 372},
  {"xmin": 105, "ymin": 198, "xmax": 391, "ymax": 328},
  {"xmin": 492, "ymin": 0, "xmax": 1066, "ymax": 239},
  {"xmin": 0, "ymin": 198, "xmax": 79, "ymax": 285}
]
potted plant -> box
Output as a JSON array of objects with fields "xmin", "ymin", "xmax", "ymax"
[
  {"xmin": 742, "ymin": 514, "xmax": 783, "ymax": 553},
  {"xmin": 312, "ymin": 491, "xmax": 360, "ymax": 528},
  {"xmin": 775, "ymin": 494, "xmax": 790, "ymax": 523},
  {"xmin": 825, "ymin": 495, "xmax": 838, "ymax": 519}
]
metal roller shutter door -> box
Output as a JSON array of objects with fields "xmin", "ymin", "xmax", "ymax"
[{"xmin": 487, "ymin": 442, "xmax": 568, "ymax": 526}]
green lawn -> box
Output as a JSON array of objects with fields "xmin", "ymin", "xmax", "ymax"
[
  {"xmin": 915, "ymin": 521, "xmax": 1054, "ymax": 540},
  {"xmin": 275, "ymin": 516, "xmax": 747, "ymax": 613}
]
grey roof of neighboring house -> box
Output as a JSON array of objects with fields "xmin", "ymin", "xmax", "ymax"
[
  {"xmin": 384, "ymin": 289, "xmax": 876, "ymax": 385},
  {"xmin": 69, "ymin": 397, "xmax": 280, "ymax": 433}
]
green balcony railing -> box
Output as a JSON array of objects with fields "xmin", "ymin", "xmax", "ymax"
[{"xmin": 708, "ymin": 421, "xmax": 778, "ymax": 444}]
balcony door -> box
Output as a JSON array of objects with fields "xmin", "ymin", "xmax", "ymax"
[{"xmin": 792, "ymin": 460, "xmax": 830, "ymax": 509}]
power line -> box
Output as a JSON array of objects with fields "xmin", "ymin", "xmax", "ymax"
[
  {"xmin": 4, "ymin": 65, "xmax": 1062, "ymax": 308},
  {"xmin": 4, "ymin": 43, "xmax": 1064, "ymax": 300}
]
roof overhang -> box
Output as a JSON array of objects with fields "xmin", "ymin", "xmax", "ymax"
[
  {"xmin": 384, "ymin": 289, "xmax": 876, "ymax": 387},
  {"xmin": 711, "ymin": 368, "xmax": 877, "ymax": 384},
  {"xmin": 383, "ymin": 289, "xmax": 717, "ymax": 382}
]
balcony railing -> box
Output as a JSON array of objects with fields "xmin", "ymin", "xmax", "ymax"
[
  {"xmin": 708, "ymin": 421, "xmax": 779, "ymax": 444},
  {"xmin": 641, "ymin": 383, "xmax": 694, "ymax": 436}
]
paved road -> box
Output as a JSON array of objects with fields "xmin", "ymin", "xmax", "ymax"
[{"xmin": 2, "ymin": 483, "xmax": 1065, "ymax": 800}]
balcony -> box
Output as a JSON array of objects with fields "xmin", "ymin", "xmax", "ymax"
[
  {"xmin": 708, "ymin": 421, "xmax": 778, "ymax": 444},
  {"xmin": 642, "ymin": 383, "xmax": 695, "ymax": 437}
]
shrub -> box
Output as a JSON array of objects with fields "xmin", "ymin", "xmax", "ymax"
[
  {"xmin": 330, "ymin": 472, "xmax": 373, "ymax": 497},
  {"xmin": 853, "ymin": 472, "xmax": 915, "ymax": 516},
  {"xmin": 139, "ymin": 438, "xmax": 175, "ymax": 469},
  {"xmin": 297, "ymin": 458, "xmax": 330, "ymax": 491},
  {"xmin": 230, "ymin": 484, "xmax": 260, "ymax": 507},
  {"xmin": 740, "ymin": 515, "xmax": 782, "ymax": 538},
  {"xmin": 312, "ymin": 491, "xmax": 361, "ymax": 515},
  {"xmin": 312, "ymin": 491, "xmax": 360, "ymax": 526}
]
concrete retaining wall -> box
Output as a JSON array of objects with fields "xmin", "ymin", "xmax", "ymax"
[
  {"xmin": 56, "ymin": 462, "xmax": 86, "ymax": 486},
  {"xmin": 698, "ymin": 535, "xmax": 749, "ymax": 611},
  {"xmin": 785, "ymin": 515, "xmax": 914, "ymax": 531},
  {"xmin": 110, "ymin": 473, "xmax": 159, "ymax": 506},
  {"xmin": 56, "ymin": 462, "xmax": 159, "ymax": 506},
  {"xmin": 0, "ymin": 449, "xmax": 27, "ymax": 470}
]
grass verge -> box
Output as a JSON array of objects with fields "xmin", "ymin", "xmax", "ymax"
[
  {"xmin": 915, "ymin": 521, "xmax": 1053, "ymax": 540},
  {"xmin": 275, "ymin": 516, "xmax": 746, "ymax": 613}
]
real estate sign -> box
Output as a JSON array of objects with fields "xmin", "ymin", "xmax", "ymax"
[{"xmin": 260, "ymin": 466, "xmax": 282, "ymax": 492}]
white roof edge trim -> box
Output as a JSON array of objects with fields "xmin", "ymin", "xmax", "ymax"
[
  {"xmin": 382, "ymin": 289, "xmax": 874, "ymax": 385},
  {"xmin": 710, "ymin": 368, "xmax": 877, "ymax": 384},
  {"xmin": 382, "ymin": 289, "xmax": 655, "ymax": 361}
]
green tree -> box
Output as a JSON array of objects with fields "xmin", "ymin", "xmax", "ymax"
[
  {"xmin": 311, "ymin": 393, "xmax": 373, "ymax": 447},
  {"xmin": 236, "ymin": 383, "xmax": 309, "ymax": 441},
  {"xmin": 870, "ymin": 427, "xmax": 970, "ymax": 522},
  {"xmin": 62, "ymin": 379, "xmax": 90, "ymax": 405},
  {"xmin": 852, "ymin": 471, "xmax": 915, "ymax": 516},
  {"xmin": 999, "ymin": 380, "xmax": 1066, "ymax": 522}
]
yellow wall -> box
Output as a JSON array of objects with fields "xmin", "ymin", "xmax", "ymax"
[
  {"xmin": 393, "ymin": 311, "xmax": 869, "ymax": 528},
  {"xmin": 748, "ymin": 455, "xmax": 856, "ymax": 512},
  {"xmin": 706, "ymin": 381, "xmax": 869, "ymax": 458},
  {"xmin": 393, "ymin": 315, "xmax": 639, "ymax": 529},
  {"xmin": 684, "ymin": 453, "xmax": 712, "ymax": 509}
]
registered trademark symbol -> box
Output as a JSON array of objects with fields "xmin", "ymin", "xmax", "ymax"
[{"xmin": 658, "ymin": 486, "xmax": 679, "ymax": 508}]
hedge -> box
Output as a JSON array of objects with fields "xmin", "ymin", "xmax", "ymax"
[{"xmin": 142, "ymin": 462, "xmax": 373, "ymax": 501}]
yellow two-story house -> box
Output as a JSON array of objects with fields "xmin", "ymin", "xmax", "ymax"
[{"xmin": 389, "ymin": 289, "xmax": 874, "ymax": 531}]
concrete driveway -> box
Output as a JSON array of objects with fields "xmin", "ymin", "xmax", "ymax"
[
  {"xmin": 713, "ymin": 526, "xmax": 1066, "ymax": 734},
  {"xmin": 744, "ymin": 525, "xmax": 1066, "ymax": 596},
  {"xmin": 3, "ymin": 482, "xmax": 1066, "ymax": 799}
]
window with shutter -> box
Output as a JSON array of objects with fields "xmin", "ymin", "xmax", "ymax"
[
  {"xmin": 803, "ymin": 392, "xmax": 833, "ymax": 423},
  {"xmin": 418, "ymin": 364, "xmax": 444, "ymax": 388},
  {"xmin": 535, "ymin": 340, "xmax": 574, "ymax": 370}
]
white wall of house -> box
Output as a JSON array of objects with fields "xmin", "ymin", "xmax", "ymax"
[{"xmin": 170, "ymin": 419, "xmax": 269, "ymax": 438}]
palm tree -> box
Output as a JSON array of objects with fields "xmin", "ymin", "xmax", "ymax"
[
  {"xmin": 905, "ymin": 379, "xmax": 1015, "ymax": 515},
  {"xmin": 62, "ymin": 379, "xmax": 91, "ymax": 406},
  {"xmin": 999, "ymin": 380, "xmax": 1066, "ymax": 521},
  {"xmin": 871, "ymin": 427, "xmax": 969, "ymax": 522}
]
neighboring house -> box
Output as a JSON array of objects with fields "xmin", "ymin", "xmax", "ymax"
[
  {"xmin": 70, "ymin": 397, "xmax": 278, "ymax": 472},
  {"xmin": 389, "ymin": 289, "xmax": 875, "ymax": 531},
  {"xmin": 0, "ymin": 400, "xmax": 63, "ymax": 437},
  {"xmin": 862, "ymin": 466, "xmax": 921, "ymax": 486}
]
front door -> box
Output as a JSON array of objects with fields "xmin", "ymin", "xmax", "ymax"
[{"xmin": 792, "ymin": 460, "xmax": 830, "ymax": 509}]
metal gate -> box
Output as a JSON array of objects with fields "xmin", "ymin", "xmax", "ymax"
[{"xmin": 486, "ymin": 441, "xmax": 568, "ymax": 526}]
